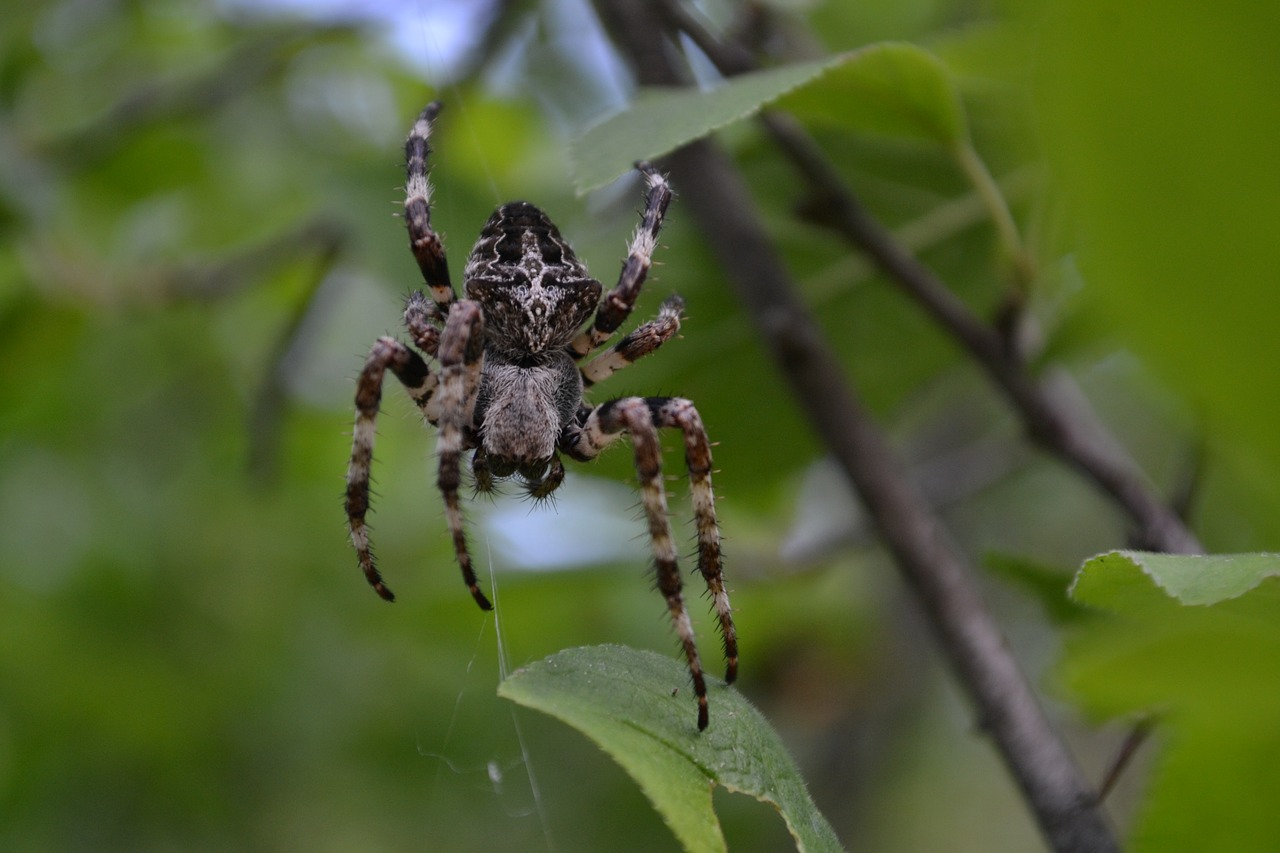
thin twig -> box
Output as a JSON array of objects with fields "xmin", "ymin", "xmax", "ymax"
[
  {"xmin": 665, "ymin": 0, "xmax": 1194, "ymax": 801},
  {"xmin": 592, "ymin": 2, "xmax": 1120, "ymax": 850},
  {"xmin": 1096, "ymin": 718, "xmax": 1156, "ymax": 803}
]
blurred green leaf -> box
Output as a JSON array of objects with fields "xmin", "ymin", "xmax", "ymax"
[
  {"xmin": 572, "ymin": 42, "xmax": 966, "ymax": 192},
  {"xmin": 1036, "ymin": 0, "xmax": 1280, "ymax": 503},
  {"xmin": 1063, "ymin": 550, "xmax": 1280, "ymax": 851},
  {"xmin": 498, "ymin": 645, "xmax": 843, "ymax": 853},
  {"xmin": 571, "ymin": 55, "xmax": 845, "ymax": 192},
  {"xmin": 777, "ymin": 42, "xmax": 967, "ymax": 146}
]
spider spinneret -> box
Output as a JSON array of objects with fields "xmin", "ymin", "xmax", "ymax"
[{"xmin": 344, "ymin": 101, "xmax": 737, "ymax": 730}]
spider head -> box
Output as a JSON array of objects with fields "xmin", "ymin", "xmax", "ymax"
[{"xmin": 464, "ymin": 202, "xmax": 602, "ymax": 354}]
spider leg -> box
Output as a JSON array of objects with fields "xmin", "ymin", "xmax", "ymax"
[
  {"xmin": 346, "ymin": 337, "xmax": 440, "ymax": 602},
  {"xmin": 567, "ymin": 396, "xmax": 736, "ymax": 730},
  {"xmin": 654, "ymin": 398, "xmax": 738, "ymax": 685},
  {"xmin": 404, "ymin": 289, "xmax": 445, "ymax": 359},
  {"xmin": 405, "ymin": 102, "xmax": 457, "ymax": 311},
  {"xmin": 581, "ymin": 294, "xmax": 684, "ymax": 388},
  {"xmin": 571, "ymin": 163, "xmax": 672, "ymax": 359},
  {"xmin": 436, "ymin": 300, "xmax": 492, "ymax": 610},
  {"xmin": 643, "ymin": 398, "xmax": 736, "ymax": 684}
]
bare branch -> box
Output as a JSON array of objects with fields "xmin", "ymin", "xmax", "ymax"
[
  {"xmin": 592, "ymin": 1, "xmax": 1120, "ymax": 850},
  {"xmin": 661, "ymin": 0, "xmax": 1202, "ymax": 556}
]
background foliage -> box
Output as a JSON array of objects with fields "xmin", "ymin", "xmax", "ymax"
[{"xmin": 2, "ymin": 0, "xmax": 1278, "ymax": 850}]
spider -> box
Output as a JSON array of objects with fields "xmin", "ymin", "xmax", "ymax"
[{"xmin": 343, "ymin": 102, "xmax": 737, "ymax": 730}]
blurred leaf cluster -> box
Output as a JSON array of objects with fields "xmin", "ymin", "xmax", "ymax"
[{"xmin": 2, "ymin": 0, "xmax": 1279, "ymax": 851}]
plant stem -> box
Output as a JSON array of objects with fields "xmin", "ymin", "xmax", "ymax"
[{"xmin": 952, "ymin": 139, "xmax": 1035, "ymax": 292}]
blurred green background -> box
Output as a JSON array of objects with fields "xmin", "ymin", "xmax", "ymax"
[{"xmin": 3, "ymin": 0, "xmax": 1278, "ymax": 850}]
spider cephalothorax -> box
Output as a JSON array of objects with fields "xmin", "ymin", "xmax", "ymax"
[
  {"xmin": 344, "ymin": 102, "xmax": 737, "ymax": 730},
  {"xmin": 465, "ymin": 202, "xmax": 602, "ymax": 355}
]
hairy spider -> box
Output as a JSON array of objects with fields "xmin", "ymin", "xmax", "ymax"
[{"xmin": 343, "ymin": 102, "xmax": 737, "ymax": 730}]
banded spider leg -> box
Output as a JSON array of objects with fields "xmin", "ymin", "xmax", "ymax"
[{"xmin": 565, "ymin": 396, "xmax": 737, "ymax": 730}]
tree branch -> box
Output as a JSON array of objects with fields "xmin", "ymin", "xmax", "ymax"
[
  {"xmin": 661, "ymin": 0, "xmax": 1203, "ymax": 556},
  {"xmin": 592, "ymin": 1, "xmax": 1120, "ymax": 850}
]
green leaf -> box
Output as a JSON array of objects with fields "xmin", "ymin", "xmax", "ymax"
[
  {"xmin": 1062, "ymin": 551, "xmax": 1280, "ymax": 852},
  {"xmin": 1036, "ymin": 1, "xmax": 1280, "ymax": 510},
  {"xmin": 498, "ymin": 645, "xmax": 844, "ymax": 853},
  {"xmin": 1070, "ymin": 550, "xmax": 1280, "ymax": 609},
  {"xmin": 571, "ymin": 42, "xmax": 966, "ymax": 192},
  {"xmin": 571, "ymin": 55, "xmax": 844, "ymax": 192},
  {"xmin": 777, "ymin": 42, "xmax": 968, "ymax": 145}
]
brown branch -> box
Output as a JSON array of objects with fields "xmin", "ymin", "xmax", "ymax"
[
  {"xmin": 661, "ymin": 0, "xmax": 1203, "ymax": 557},
  {"xmin": 592, "ymin": 1, "xmax": 1120, "ymax": 851},
  {"xmin": 762, "ymin": 115, "xmax": 1203, "ymax": 555}
]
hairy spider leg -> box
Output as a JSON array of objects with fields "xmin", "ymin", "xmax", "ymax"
[
  {"xmin": 570, "ymin": 163, "xmax": 673, "ymax": 359},
  {"xmin": 435, "ymin": 300, "xmax": 492, "ymax": 610},
  {"xmin": 405, "ymin": 101, "xmax": 457, "ymax": 311},
  {"xmin": 567, "ymin": 396, "xmax": 736, "ymax": 730},
  {"xmin": 346, "ymin": 337, "xmax": 441, "ymax": 602},
  {"xmin": 581, "ymin": 293, "xmax": 684, "ymax": 387},
  {"xmin": 651, "ymin": 397, "xmax": 737, "ymax": 684},
  {"xmin": 404, "ymin": 290, "xmax": 446, "ymax": 360}
]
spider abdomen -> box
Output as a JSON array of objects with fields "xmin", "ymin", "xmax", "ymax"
[{"xmin": 475, "ymin": 355, "xmax": 580, "ymax": 468}]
